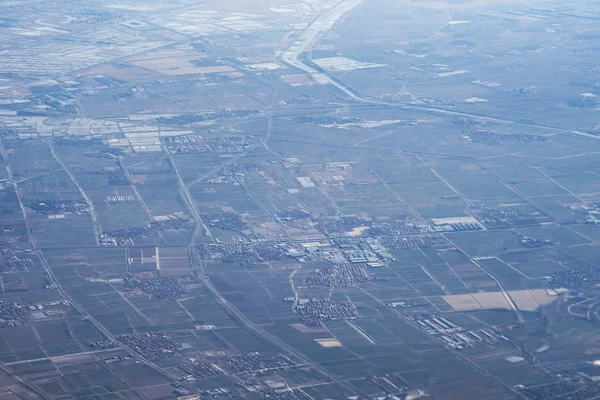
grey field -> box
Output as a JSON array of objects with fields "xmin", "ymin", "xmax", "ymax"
[{"xmin": 1, "ymin": 0, "xmax": 600, "ymax": 399}]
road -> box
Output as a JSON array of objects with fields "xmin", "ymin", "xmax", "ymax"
[
  {"xmin": 36, "ymin": 249, "xmax": 180, "ymax": 382},
  {"xmin": 278, "ymin": 0, "xmax": 600, "ymax": 141},
  {"xmin": 5, "ymin": 138, "xmax": 354, "ymax": 398},
  {"xmin": 0, "ymin": 138, "xmax": 36, "ymax": 249},
  {"xmin": 0, "ymin": 139, "xmax": 177, "ymax": 398},
  {"xmin": 162, "ymin": 144, "xmax": 214, "ymax": 244},
  {"xmin": 44, "ymin": 139, "xmax": 102, "ymax": 246},
  {"xmin": 0, "ymin": 362, "xmax": 52, "ymax": 400},
  {"xmin": 470, "ymin": 256, "xmax": 525, "ymax": 324},
  {"xmin": 189, "ymin": 248, "xmax": 361, "ymax": 397},
  {"xmin": 0, "ymin": 2, "xmax": 563, "ymax": 398},
  {"xmin": 119, "ymin": 160, "xmax": 154, "ymax": 220},
  {"xmin": 280, "ymin": 0, "xmax": 371, "ymax": 100},
  {"xmin": 161, "ymin": 136, "xmax": 361, "ymax": 394},
  {"xmin": 161, "ymin": 141, "xmax": 361, "ymax": 395}
]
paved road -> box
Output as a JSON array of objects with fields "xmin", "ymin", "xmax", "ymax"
[
  {"xmin": 1, "ymin": 139, "xmax": 168, "ymax": 399},
  {"xmin": 280, "ymin": 0, "xmax": 369, "ymax": 98},
  {"xmin": 278, "ymin": 0, "xmax": 600, "ymax": 141},
  {"xmin": 45, "ymin": 139, "xmax": 102, "ymax": 246},
  {"xmin": 36, "ymin": 249, "xmax": 180, "ymax": 383},
  {"xmin": 189, "ymin": 248, "xmax": 361, "ymax": 397},
  {"xmin": 162, "ymin": 144, "xmax": 215, "ymax": 244},
  {"xmin": 162, "ymin": 142, "xmax": 361, "ymax": 396}
]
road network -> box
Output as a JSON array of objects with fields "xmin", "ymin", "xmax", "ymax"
[{"xmin": 278, "ymin": 0, "xmax": 598, "ymax": 140}]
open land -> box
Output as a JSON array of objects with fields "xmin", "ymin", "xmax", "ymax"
[{"xmin": 1, "ymin": 0, "xmax": 600, "ymax": 399}]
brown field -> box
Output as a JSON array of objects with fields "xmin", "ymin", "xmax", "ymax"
[
  {"xmin": 281, "ymin": 74, "xmax": 316, "ymax": 87},
  {"xmin": 443, "ymin": 290, "xmax": 561, "ymax": 311},
  {"xmin": 442, "ymin": 294, "xmax": 483, "ymax": 311},
  {"xmin": 472, "ymin": 292, "xmax": 511, "ymax": 310},
  {"xmin": 315, "ymin": 338, "xmax": 342, "ymax": 348}
]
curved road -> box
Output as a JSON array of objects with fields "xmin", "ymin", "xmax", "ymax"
[{"xmin": 278, "ymin": 0, "xmax": 598, "ymax": 140}]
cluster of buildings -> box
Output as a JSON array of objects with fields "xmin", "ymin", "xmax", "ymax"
[
  {"xmin": 232, "ymin": 377, "xmax": 313, "ymax": 400},
  {"xmin": 101, "ymin": 226, "xmax": 162, "ymax": 247},
  {"xmin": 517, "ymin": 381, "xmax": 600, "ymax": 400},
  {"xmin": 341, "ymin": 238, "xmax": 391, "ymax": 268},
  {"xmin": 0, "ymin": 301, "xmax": 31, "ymax": 326},
  {"xmin": 255, "ymin": 388, "xmax": 312, "ymax": 400},
  {"xmin": 198, "ymin": 388, "xmax": 231, "ymax": 399},
  {"xmin": 367, "ymin": 221, "xmax": 426, "ymax": 236},
  {"xmin": 123, "ymin": 275, "xmax": 185, "ymax": 300},
  {"xmin": 545, "ymin": 267, "xmax": 600, "ymax": 290},
  {"xmin": 0, "ymin": 125, "xmax": 37, "ymax": 140},
  {"xmin": 164, "ymin": 134, "xmax": 249, "ymax": 155},
  {"xmin": 201, "ymin": 212, "xmax": 248, "ymax": 232},
  {"xmin": 294, "ymin": 115, "xmax": 361, "ymax": 126},
  {"xmin": 197, "ymin": 242, "xmax": 290, "ymax": 265},
  {"xmin": 103, "ymin": 195, "xmax": 136, "ymax": 203},
  {"xmin": 164, "ymin": 134, "xmax": 207, "ymax": 153},
  {"xmin": 518, "ymin": 235, "xmax": 557, "ymax": 249},
  {"xmin": 572, "ymin": 203, "xmax": 600, "ymax": 225},
  {"xmin": 430, "ymin": 216, "xmax": 484, "ymax": 232},
  {"xmin": 222, "ymin": 162, "xmax": 265, "ymax": 177},
  {"xmin": 178, "ymin": 360, "xmax": 224, "ymax": 380},
  {"xmin": 343, "ymin": 250, "xmax": 380, "ymax": 265},
  {"xmin": 55, "ymin": 136, "xmax": 125, "ymax": 159},
  {"xmin": 314, "ymin": 215, "xmax": 369, "ymax": 236},
  {"xmin": 0, "ymin": 245, "xmax": 33, "ymax": 272},
  {"xmin": 29, "ymin": 199, "xmax": 90, "ymax": 216},
  {"xmin": 466, "ymin": 130, "xmax": 547, "ymax": 146},
  {"xmin": 295, "ymin": 238, "xmax": 392, "ymax": 268},
  {"xmin": 304, "ymin": 263, "xmax": 375, "ymax": 288},
  {"xmin": 116, "ymin": 333, "xmax": 179, "ymax": 361},
  {"xmin": 204, "ymin": 136, "xmax": 248, "ymax": 153},
  {"xmin": 225, "ymin": 352, "xmax": 295, "ymax": 374},
  {"xmin": 473, "ymin": 205, "xmax": 547, "ymax": 228},
  {"xmin": 379, "ymin": 234, "xmax": 444, "ymax": 251},
  {"xmin": 387, "ymin": 300, "xmax": 429, "ymax": 308},
  {"xmin": 406, "ymin": 315, "xmax": 507, "ymax": 351},
  {"xmin": 101, "ymin": 217, "xmax": 192, "ymax": 247},
  {"xmin": 295, "ymin": 299, "xmax": 359, "ymax": 322}
]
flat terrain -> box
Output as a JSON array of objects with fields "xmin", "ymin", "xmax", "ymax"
[{"xmin": 1, "ymin": 0, "xmax": 600, "ymax": 399}]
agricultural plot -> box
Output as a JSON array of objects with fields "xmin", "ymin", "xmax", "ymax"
[
  {"xmin": 124, "ymin": 156, "xmax": 188, "ymax": 218},
  {"xmin": 2, "ymin": 0, "xmax": 600, "ymax": 398}
]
